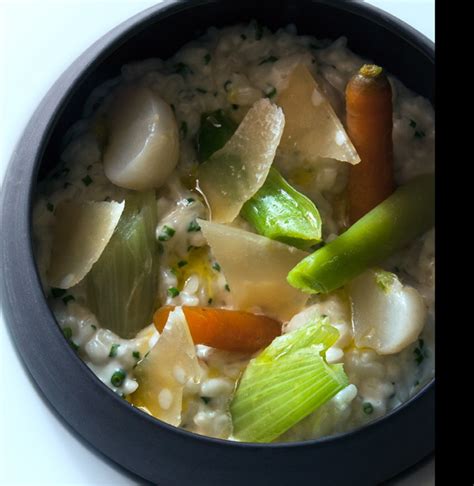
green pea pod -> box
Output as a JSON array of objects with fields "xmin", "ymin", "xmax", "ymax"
[
  {"xmin": 196, "ymin": 109, "xmax": 238, "ymax": 163},
  {"xmin": 241, "ymin": 167, "xmax": 322, "ymax": 249},
  {"xmin": 287, "ymin": 174, "xmax": 435, "ymax": 294}
]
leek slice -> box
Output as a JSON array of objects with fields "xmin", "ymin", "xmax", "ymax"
[
  {"xmin": 241, "ymin": 167, "xmax": 322, "ymax": 249},
  {"xmin": 198, "ymin": 219, "xmax": 308, "ymax": 321},
  {"xmin": 197, "ymin": 98, "xmax": 285, "ymax": 223},
  {"xmin": 86, "ymin": 191, "xmax": 158, "ymax": 338},
  {"xmin": 230, "ymin": 320, "xmax": 349, "ymax": 442}
]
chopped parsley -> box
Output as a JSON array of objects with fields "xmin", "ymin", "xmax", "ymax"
[
  {"xmin": 212, "ymin": 262, "xmax": 221, "ymax": 272},
  {"xmin": 69, "ymin": 341, "xmax": 79, "ymax": 351},
  {"xmin": 363, "ymin": 402, "xmax": 374, "ymax": 415},
  {"xmin": 409, "ymin": 119, "xmax": 417, "ymax": 128},
  {"xmin": 81, "ymin": 175, "xmax": 93, "ymax": 186},
  {"xmin": 224, "ymin": 80, "xmax": 232, "ymax": 92},
  {"xmin": 180, "ymin": 121, "xmax": 188, "ymax": 138},
  {"xmin": 109, "ymin": 344, "xmax": 120, "ymax": 358},
  {"xmin": 258, "ymin": 55, "xmax": 278, "ymax": 65},
  {"xmin": 132, "ymin": 351, "xmax": 141, "ymax": 360},
  {"xmin": 264, "ymin": 86, "xmax": 277, "ymax": 98},
  {"xmin": 178, "ymin": 260, "xmax": 188, "ymax": 268},
  {"xmin": 91, "ymin": 324, "xmax": 97, "ymax": 330},
  {"xmin": 414, "ymin": 129, "xmax": 426, "ymax": 139},
  {"xmin": 174, "ymin": 62, "xmax": 193, "ymax": 76},
  {"xmin": 168, "ymin": 287, "xmax": 180, "ymax": 298},
  {"xmin": 240, "ymin": 33, "xmax": 247, "ymax": 40},
  {"xmin": 225, "ymin": 284, "xmax": 231, "ymax": 292},
  {"xmin": 201, "ymin": 396, "xmax": 211, "ymax": 404},
  {"xmin": 62, "ymin": 327, "xmax": 73, "ymax": 340},
  {"xmin": 158, "ymin": 225, "xmax": 176, "ymax": 241},
  {"xmin": 111, "ymin": 369, "xmax": 126, "ymax": 387},
  {"xmin": 185, "ymin": 197, "xmax": 195, "ymax": 205},
  {"xmin": 51, "ymin": 288, "xmax": 66, "ymax": 298},
  {"xmin": 62, "ymin": 295, "xmax": 75, "ymax": 305},
  {"xmin": 46, "ymin": 202, "xmax": 54, "ymax": 212},
  {"xmin": 187, "ymin": 219, "xmax": 201, "ymax": 232}
]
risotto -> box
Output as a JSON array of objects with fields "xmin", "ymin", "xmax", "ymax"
[{"xmin": 33, "ymin": 21, "xmax": 434, "ymax": 443}]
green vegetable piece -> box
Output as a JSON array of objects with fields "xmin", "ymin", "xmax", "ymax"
[
  {"xmin": 85, "ymin": 191, "xmax": 158, "ymax": 339},
  {"xmin": 109, "ymin": 344, "xmax": 120, "ymax": 358},
  {"xmin": 241, "ymin": 167, "xmax": 322, "ymax": 249},
  {"xmin": 111, "ymin": 369, "xmax": 126, "ymax": 387},
  {"xmin": 287, "ymin": 174, "xmax": 435, "ymax": 294},
  {"xmin": 230, "ymin": 319, "xmax": 348, "ymax": 442},
  {"xmin": 196, "ymin": 109, "xmax": 238, "ymax": 163}
]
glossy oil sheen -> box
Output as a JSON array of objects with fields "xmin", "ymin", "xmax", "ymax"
[{"xmin": 0, "ymin": 1, "xmax": 434, "ymax": 485}]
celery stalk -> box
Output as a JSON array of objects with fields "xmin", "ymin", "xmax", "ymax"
[
  {"xmin": 230, "ymin": 319, "xmax": 348, "ymax": 442},
  {"xmin": 86, "ymin": 191, "xmax": 158, "ymax": 338},
  {"xmin": 287, "ymin": 174, "xmax": 435, "ymax": 294},
  {"xmin": 241, "ymin": 167, "xmax": 322, "ymax": 249}
]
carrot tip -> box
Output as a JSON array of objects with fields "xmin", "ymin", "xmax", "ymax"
[{"xmin": 359, "ymin": 64, "xmax": 383, "ymax": 78}]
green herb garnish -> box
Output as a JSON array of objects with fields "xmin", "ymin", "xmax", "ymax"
[
  {"xmin": 158, "ymin": 225, "xmax": 176, "ymax": 241},
  {"xmin": 187, "ymin": 219, "xmax": 201, "ymax": 232},
  {"xmin": 363, "ymin": 402, "xmax": 374, "ymax": 415},
  {"xmin": 62, "ymin": 295, "xmax": 75, "ymax": 305},
  {"xmin": 201, "ymin": 396, "xmax": 211, "ymax": 404},
  {"xmin": 178, "ymin": 260, "xmax": 188, "ymax": 268},
  {"xmin": 264, "ymin": 86, "xmax": 277, "ymax": 98},
  {"xmin": 63, "ymin": 327, "xmax": 73, "ymax": 340},
  {"xmin": 409, "ymin": 119, "xmax": 417, "ymax": 128},
  {"xmin": 414, "ymin": 129, "xmax": 426, "ymax": 139},
  {"xmin": 168, "ymin": 287, "xmax": 180, "ymax": 298},
  {"xmin": 212, "ymin": 262, "xmax": 221, "ymax": 272},
  {"xmin": 82, "ymin": 175, "xmax": 93, "ymax": 186},
  {"xmin": 132, "ymin": 351, "xmax": 141, "ymax": 360},
  {"xmin": 111, "ymin": 369, "xmax": 126, "ymax": 387},
  {"xmin": 174, "ymin": 62, "xmax": 193, "ymax": 76},
  {"xmin": 47, "ymin": 202, "xmax": 54, "ymax": 212},
  {"xmin": 225, "ymin": 284, "xmax": 231, "ymax": 292},
  {"xmin": 109, "ymin": 344, "xmax": 120, "ymax": 358},
  {"xmin": 204, "ymin": 53, "xmax": 211, "ymax": 65}
]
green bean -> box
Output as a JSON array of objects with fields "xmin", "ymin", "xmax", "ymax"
[{"xmin": 287, "ymin": 174, "xmax": 434, "ymax": 293}]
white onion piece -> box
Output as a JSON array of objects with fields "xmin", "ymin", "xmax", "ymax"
[
  {"xmin": 349, "ymin": 269, "xmax": 426, "ymax": 355},
  {"xmin": 104, "ymin": 84, "xmax": 179, "ymax": 190}
]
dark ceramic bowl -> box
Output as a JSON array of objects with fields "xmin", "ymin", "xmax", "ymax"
[{"xmin": 0, "ymin": 1, "xmax": 434, "ymax": 484}]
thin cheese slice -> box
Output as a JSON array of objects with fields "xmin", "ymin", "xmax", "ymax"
[
  {"xmin": 277, "ymin": 64, "xmax": 360, "ymax": 164},
  {"xmin": 198, "ymin": 98, "xmax": 285, "ymax": 223},
  {"xmin": 47, "ymin": 200, "xmax": 124, "ymax": 289},
  {"xmin": 198, "ymin": 219, "xmax": 309, "ymax": 321},
  {"xmin": 131, "ymin": 307, "xmax": 201, "ymax": 426}
]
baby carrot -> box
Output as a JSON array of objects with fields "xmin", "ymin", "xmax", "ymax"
[
  {"xmin": 346, "ymin": 64, "xmax": 395, "ymax": 224},
  {"xmin": 153, "ymin": 306, "xmax": 282, "ymax": 353}
]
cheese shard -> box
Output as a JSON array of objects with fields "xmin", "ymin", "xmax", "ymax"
[
  {"xmin": 131, "ymin": 307, "xmax": 201, "ymax": 426},
  {"xmin": 47, "ymin": 200, "xmax": 124, "ymax": 289},
  {"xmin": 277, "ymin": 64, "xmax": 360, "ymax": 165},
  {"xmin": 349, "ymin": 269, "xmax": 426, "ymax": 355},
  {"xmin": 198, "ymin": 219, "xmax": 309, "ymax": 321},
  {"xmin": 197, "ymin": 98, "xmax": 285, "ymax": 223}
]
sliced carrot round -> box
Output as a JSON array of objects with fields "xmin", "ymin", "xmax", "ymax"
[{"xmin": 153, "ymin": 306, "xmax": 282, "ymax": 353}]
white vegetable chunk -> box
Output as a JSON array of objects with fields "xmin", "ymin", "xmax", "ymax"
[
  {"xmin": 103, "ymin": 84, "xmax": 179, "ymax": 190},
  {"xmin": 47, "ymin": 200, "xmax": 124, "ymax": 289},
  {"xmin": 197, "ymin": 98, "xmax": 285, "ymax": 223},
  {"xmin": 131, "ymin": 307, "xmax": 201, "ymax": 426},
  {"xmin": 198, "ymin": 219, "xmax": 309, "ymax": 321},
  {"xmin": 349, "ymin": 269, "xmax": 426, "ymax": 355},
  {"xmin": 277, "ymin": 64, "xmax": 360, "ymax": 165}
]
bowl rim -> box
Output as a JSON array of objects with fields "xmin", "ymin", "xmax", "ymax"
[{"xmin": 0, "ymin": 0, "xmax": 434, "ymax": 479}]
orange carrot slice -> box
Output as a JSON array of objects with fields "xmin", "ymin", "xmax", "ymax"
[
  {"xmin": 153, "ymin": 306, "xmax": 282, "ymax": 353},
  {"xmin": 346, "ymin": 64, "xmax": 395, "ymax": 224}
]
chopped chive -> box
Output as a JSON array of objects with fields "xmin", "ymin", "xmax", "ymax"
[
  {"xmin": 62, "ymin": 295, "xmax": 75, "ymax": 305},
  {"xmin": 212, "ymin": 262, "xmax": 221, "ymax": 272},
  {"xmin": 51, "ymin": 288, "xmax": 66, "ymax": 298},
  {"xmin": 174, "ymin": 62, "xmax": 193, "ymax": 76},
  {"xmin": 240, "ymin": 33, "xmax": 247, "ymax": 40},
  {"xmin": 178, "ymin": 260, "xmax": 188, "ymax": 268},
  {"xmin": 363, "ymin": 402, "xmax": 374, "ymax": 415},
  {"xmin": 46, "ymin": 202, "xmax": 54, "ymax": 212},
  {"xmin": 224, "ymin": 80, "xmax": 232, "ymax": 92},
  {"xmin": 158, "ymin": 225, "xmax": 176, "ymax": 241},
  {"xmin": 204, "ymin": 53, "xmax": 211, "ymax": 65},
  {"xmin": 180, "ymin": 121, "xmax": 188, "ymax": 138},
  {"xmin": 82, "ymin": 175, "xmax": 93, "ymax": 186},
  {"xmin": 168, "ymin": 287, "xmax": 180, "ymax": 298},
  {"xmin": 62, "ymin": 327, "xmax": 73, "ymax": 340},
  {"xmin": 185, "ymin": 197, "xmax": 195, "ymax": 205},
  {"xmin": 208, "ymin": 298, "xmax": 213, "ymax": 305},
  {"xmin": 414, "ymin": 129, "xmax": 426, "ymax": 139},
  {"xmin": 109, "ymin": 344, "xmax": 120, "ymax": 358},
  {"xmin": 264, "ymin": 86, "xmax": 277, "ymax": 99},
  {"xmin": 409, "ymin": 119, "xmax": 417, "ymax": 128},
  {"xmin": 187, "ymin": 219, "xmax": 201, "ymax": 232},
  {"xmin": 91, "ymin": 324, "xmax": 97, "ymax": 330},
  {"xmin": 111, "ymin": 369, "xmax": 126, "ymax": 387},
  {"xmin": 69, "ymin": 341, "xmax": 79, "ymax": 351},
  {"xmin": 201, "ymin": 396, "xmax": 211, "ymax": 404},
  {"xmin": 225, "ymin": 284, "xmax": 231, "ymax": 292},
  {"xmin": 196, "ymin": 88, "xmax": 207, "ymax": 94},
  {"xmin": 132, "ymin": 351, "xmax": 141, "ymax": 360},
  {"xmin": 258, "ymin": 55, "xmax": 278, "ymax": 65}
]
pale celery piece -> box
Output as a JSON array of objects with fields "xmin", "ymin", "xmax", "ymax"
[
  {"xmin": 131, "ymin": 307, "xmax": 201, "ymax": 426},
  {"xmin": 277, "ymin": 64, "xmax": 360, "ymax": 165},
  {"xmin": 349, "ymin": 269, "xmax": 426, "ymax": 355},
  {"xmin": 47, "ymin": 200, "xmax": 124, "ymax": 289},
  {"xmin": 198, "ymin": 219, "xmax": 308, "ymax": 321},
  {"xmin": 86, "ymin": 191, "xmax": 158, "ymax": 338},
  {"xmin": 197, "ymin": 98, "xmax": 285, "ymax": 223},
  {"xmin": 230, "ymin": 319, "xmax": 349, "ymax": 442},
  {"xmin": 241, "ymin": 167, "xmax": 322, "ymax": 249}
]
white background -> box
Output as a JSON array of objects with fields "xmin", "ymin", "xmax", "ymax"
[{"xmin": 0, "ymin": 1, "xmax": 434, "ymax": 485}]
